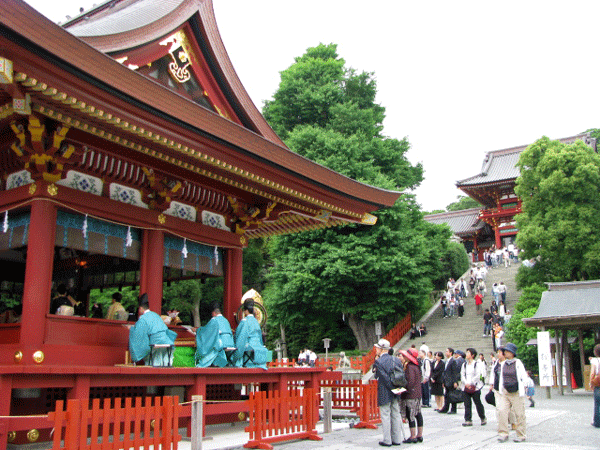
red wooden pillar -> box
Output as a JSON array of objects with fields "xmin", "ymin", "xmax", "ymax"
[
  {"xmin": 20, "ymin": 199, "xmax": 56, "ymax": 350},
  {"xmin": 140, "ymin": 229, "xmax": 164, "ymax": 313},
  {"xmin": 223, "ymin": 248, "xmax": 243, "ymax": 327},
  {"xmin": 494, "ymin": 225, "xmax": 502, "ymax": 249}
]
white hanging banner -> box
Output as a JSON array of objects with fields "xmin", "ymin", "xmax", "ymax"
[
  {"xmin": 537, "ymin": 331, "xmax": 553, "ymax": 387},
  {"xmin": 2, "ymin": 211, "xmax": 8, "ymax": 233}
]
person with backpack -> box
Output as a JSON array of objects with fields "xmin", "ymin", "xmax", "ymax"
[
  {"xmin": 399, "ymin": 348, "xmax": 424, "ymax": 443},
  {"xmin": 493, "ymin": 343, "xmax": 528, "ymax": 443},
  {"xmin": 372, "ymin": 339, "xmax": 402, "ymax": 447}
]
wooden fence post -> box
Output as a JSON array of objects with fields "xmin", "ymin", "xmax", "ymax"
[
  {"xmin": 191, "ymin": 395, "xmax": 203, "ymax": 450},
  {"xmin": 323, "ymin": 388, "xmax": 332, "ymax": 433}
]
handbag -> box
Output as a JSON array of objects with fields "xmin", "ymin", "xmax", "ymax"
[
  {"xmin": 484, "ymin": 389, "xmax": 496, "ymax": 406},
  {"xmin": 464, "ymin": 384, "xmax": 478, "ymax": 394},
  {"xmin": 448, "ymin": 389, "xmax": 464, "ymax": 403},
  {"xmin": 592, "ymin": 370, "xmax": 600, "ymax": 388}
]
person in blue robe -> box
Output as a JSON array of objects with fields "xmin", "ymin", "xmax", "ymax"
[
  {"xmin": 129, "ymin": 294, "xmax": 177, "ymax": 366},
  {"xmin": 195, "ymin": 304, "xmax": 235, "ymax": 367},
  {"xmin": 233, "ymin": 299, "xmax": 268, "ymax": 369}
]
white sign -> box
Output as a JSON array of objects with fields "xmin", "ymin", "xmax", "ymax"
[
  {"xmin": 537, "ymin": 331, "xmax": 553, "ymax": 387},
  {"xmin": 375, "ymin": 321, "xmax": 382, "ymax": 337}
]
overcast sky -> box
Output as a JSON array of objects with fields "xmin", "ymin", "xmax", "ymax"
[{"xmin": 24, "ymin": 0, "xmax": 600, "ymax": 212}]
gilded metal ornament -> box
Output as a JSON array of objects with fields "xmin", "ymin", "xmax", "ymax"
[
  {"xmin": 29, "ymin": 183, "xmax": 37, "ymax": 195},
  {"xmin": 238, "ymin": 412, "xmax": 246, "ymax": 421},
  {"xmin": 32, "ymin": 350, "xmax": 44, "ymax": 363},
  {"xmin": 240, "ymin": 235, "xmax": 247, "ymax": 246},
  {"xmin": 150, "ymin": 419, "xmax": 155, "ymax": 429},
  {"xmin": 27, "ymin": 429, "xmax": 39, "ymax": 442},
  {"xmin": 47, "ymin": 183, "xmax": 58, "ymax": 196},
  {"xmin": 7, "ymin": 431, "xmax": 16, "ymax": 443},
  {"xmin": 14, "ymin": 351, "xmax": 23, "ymax": 363},
  {"xmin": 158, "ymin": 213, "xmax": 166, "ymax": 224}
]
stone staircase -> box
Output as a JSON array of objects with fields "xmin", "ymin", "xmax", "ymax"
[{"xmin": 406, "ymin": 262, "xmax": 521, "ymax": 359}]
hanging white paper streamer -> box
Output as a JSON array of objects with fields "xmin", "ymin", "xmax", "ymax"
[
  {"xmin": 182, "ymin": 238, "xmax": 188, "ymax": 259},
  {"xmin": 125, "ymin": 226, "xmax": 132, "ymax": 247},
  {"xmin": 82, "ymin": 214, "xmax": 88, "ymax": 238},
  {"xmin": 2, "ymin": 211, "xmax": 8, "ymax": 233},
  {"xmin": 214, "ymin": 246, "xmax": 219, "ymax": 266}
]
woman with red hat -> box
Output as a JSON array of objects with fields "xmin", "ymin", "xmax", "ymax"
[{"xmin": 398, "ymin": 348, "xmax": 424, "ymax": 443}]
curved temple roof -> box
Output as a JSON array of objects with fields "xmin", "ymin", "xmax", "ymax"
[{"xmin": 0, "ymin": 0, "xmax": 403, "ymax": 240}]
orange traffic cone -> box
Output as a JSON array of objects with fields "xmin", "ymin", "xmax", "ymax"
[{"xmin": 571, "ymin": 373, "xmax": 577, "ymax": 389}]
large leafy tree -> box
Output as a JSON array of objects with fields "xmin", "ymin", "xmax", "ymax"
[
  {"xmin": 515, "ymin": 136, "xmax": 600, "ymax": 285},
  {"xmin": 262, "ymin": 44, "xmax": 454, "ymax": 351},
  {"xmin": 446, "ymin": 195, "xmax": 481, "ymax": 212}
]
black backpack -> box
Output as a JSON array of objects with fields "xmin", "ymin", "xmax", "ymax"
[{"xmin": 390, "ymin": 358, "xmax": 408, "ymax": 388}]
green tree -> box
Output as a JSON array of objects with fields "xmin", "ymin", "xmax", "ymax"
[
  {"xmin": 263, "ymin": 43, "xmax": 452, "ymax": 350},
  {"xmin": 504, "ymin": 284, "xmax": 546, "ymax": 372},
  {"xmin": 446, "ymin": 195, "xmax": 481, "ymax": 212},
  {"xmin": 515, "ymin": 136, "xmax": 600, "ymax": 285}
]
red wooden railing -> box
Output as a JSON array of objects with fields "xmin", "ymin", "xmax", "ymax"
[
  {"xmin": 354, "ymin": 380, "xmax": 380, "ymax": 429},
  {"xmin": 318, "ymin": 379, "xmax": 362, "ymax": 411},
  {"xmin": 267, "ymin": 312, "xmax": 412, "ymax": 374},
  {"xmin": 47, "ymin": 396, "xmax": 181, "ymax": 450},
  {"xmin": 362, "ymin": 312, "xmax": 412, "ymax": 373},
  {"xmin": 244, "ymin": 388, "xmax": 322, "ymax": 450}
]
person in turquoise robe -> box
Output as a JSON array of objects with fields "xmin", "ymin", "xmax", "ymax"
[
  {"xmin": 195, "ymin": 304, "xmax": 235, "ymax": 367},
  {"xmin": 129, "ymin": 294, "xmax": 177, "ymax": 366},
  {"xmin": 233, "ymin": 300, "xmax": 268, "ymax": 369}
]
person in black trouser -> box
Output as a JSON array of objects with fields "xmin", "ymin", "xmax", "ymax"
[{"xmin": 438, "ymin": 348, "xmax": 463, "ymax": 414}]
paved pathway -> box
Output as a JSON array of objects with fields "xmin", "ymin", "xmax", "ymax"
[{"xmin": 189, "ymin": 388, "xmax": 597, "ymax": 450}]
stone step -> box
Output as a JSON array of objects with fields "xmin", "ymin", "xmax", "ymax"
[{"xmin": 409, "ymin": 262, "xmax": 521, "ymax": 358}]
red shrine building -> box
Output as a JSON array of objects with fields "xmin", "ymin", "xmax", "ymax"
[
  {"xmin": 441, "ymin": 132, "xmax": 596, "ymax": 257},
  {"xmin": 0, "ymin": 0, "xmax": 401, "ymax": 446}
]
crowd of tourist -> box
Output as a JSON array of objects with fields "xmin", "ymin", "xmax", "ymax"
[{"xmin": 373, "ymin": 338, "xmax": 535, "ymax": 446}]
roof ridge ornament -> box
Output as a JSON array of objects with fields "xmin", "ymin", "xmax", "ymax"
[{"xmin": 160, "ymin": 31, "xmax": 191, "ymax": 84}]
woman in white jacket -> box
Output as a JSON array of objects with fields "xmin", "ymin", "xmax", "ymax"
[
  {"xmin": 489, "ymin": 343, "xmax": 528, "ymax": 443},
  {"xmin": 460, "ymin": 348, "xmax": 487, "ymax": 426}
]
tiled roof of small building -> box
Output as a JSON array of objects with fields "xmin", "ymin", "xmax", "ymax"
[
  {"xmin": 457, "ymin": 133, "xmax": 595, "ymax": 187},
  {"xmin": 523, "ymin": 280, "xmax": 600, "ymax": 328},
  {"xmin": 423, "ymin": 208, "xmax": 484, "ymax": 236}
]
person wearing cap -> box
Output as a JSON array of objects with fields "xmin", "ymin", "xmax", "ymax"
[
  {"xmin": 372, "ymin": 339, "xmax": 401, "ymax": 447},
  {"xmin": 233, "ymin": 299, "xmax": 268, "ymax": 369},
  {"xmin": 493, "ymin": 343, "xmax": 528, "ymax": 443},
  {"xmin": 128, "ymin": 293, "xmax": 177, "ymax": 366},
  {"xmin": 398, "ymin": 348, "xmax": 424, "ymax": 443},
  {"xmin": 195, "ymin": 303, "xmax": 234, "ymax": 368}
]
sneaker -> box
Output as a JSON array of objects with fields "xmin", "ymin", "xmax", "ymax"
[
  {"xmin": 513, "ymin": 436, "xmax": 526, "ymax": 442},
  {"xmin": 498, "ymin": 435, "xmax": 508, "ymax": 443},
  {"xmin": 462, "ymin": 421, "xmax": 473, "ymax": 427},
  {"xmin": 481, "ymin": 418, "xmax": 487, "ymax": 425},
  {"xmin": 529, "ymin": 399, "xmax": 535, "ymax": 407}
]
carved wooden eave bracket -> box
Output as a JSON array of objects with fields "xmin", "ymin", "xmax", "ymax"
[
  {"xmin": 9, "ymin": 116, "xmax": 79, "ymax": 183},
  {"xmin": 140, "ymin": 167, "xmax": 184, "ymax": 212}
]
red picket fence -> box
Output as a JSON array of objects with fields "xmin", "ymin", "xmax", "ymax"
[
  {"xmin": 354, "ymin": 380, "xmax": 380, "ymax": 429},
  {"xmin": 318, "ymin": 379, "xmax": 362, "ymax": 411},
  {"xmin": 47, "ymin": 396, "xmax": 181, "ymax": 450},
  {"xmin": 362, "ymin": 312, "xmax": 412, "ymax": 373},
  {"xmin": 244, "ymin": 388, "xmax": 322, "ymax": 449}
]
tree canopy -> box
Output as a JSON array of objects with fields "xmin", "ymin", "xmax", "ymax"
[
  {"xmin": 262, "ymin": 43, "xmax": 464, "ymax": 351},
  {"xmin": 446, "ymin": 195, "xmax": 481, "ymax": 212},
  {"xmin": 515, "ymin": 136, "xmax": 600, "ymax": 285}
]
